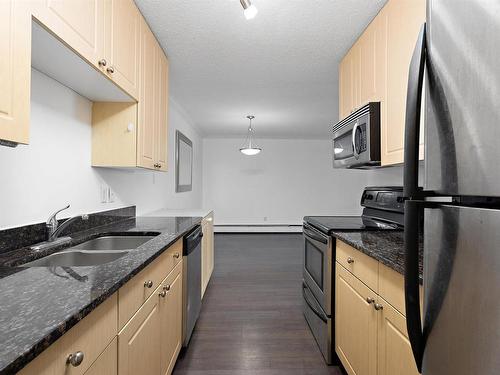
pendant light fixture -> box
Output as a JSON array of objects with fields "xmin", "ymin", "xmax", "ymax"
[
  {"xmin": 240, "ymin": 0, "xmax": 258, "ymax": 20},
  {"xmin": 240, "ymin": 115, "xmax": 262, "ymax": 156}
]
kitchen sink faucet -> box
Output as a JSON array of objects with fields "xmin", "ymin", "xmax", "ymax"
[{"xmin": 30, "ymin": 205, "xmax": 88, "ymax": 251}]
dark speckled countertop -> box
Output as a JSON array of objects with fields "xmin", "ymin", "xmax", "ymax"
[
  {"xmin": 330, "ymin": 230, "xmax": 423, "ymax": 283},
  {"xmin": 0, "ymin": 216, "xmax": 201, "ymax": 375}
]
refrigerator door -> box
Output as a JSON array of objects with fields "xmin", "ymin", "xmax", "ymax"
[
  {"xmin": 425, "ymin": 0, "xmax": 500, "ymax": 197},
  {"xmin": 423, "ymin": 205, "xmax": 500, "ymax": 375}
]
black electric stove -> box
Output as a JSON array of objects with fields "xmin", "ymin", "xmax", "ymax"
[{"xmin": 304, "ymin": 186, "xmax": 404, "ymax": 235}]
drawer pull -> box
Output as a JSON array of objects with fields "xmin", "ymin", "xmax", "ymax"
[
  {"xmin": 159, "ymin": 290, "xmax": 167, "ymax": 298},
  {"xmin": 173, "ymin": 253, "xmax": 180, "ymax": 259},
  {"xmin": 163, "ymin": 284, "xmax": 170, "ymax": 291},
  {"xmin": 374, "ymin": 303, "xmax": 384, "ymax": 311},
  {"xmin": 347, "ymin": 257, "xmax": 355, "ymax": 264},
  {"xmin": 366, "ymin": 297, "xmax": 375, "ymax": 304},
  {"xmin": 66, "ymin": 351, "xmax": 84, "ymax": 367},
  {"xmin": 144, "ymin": 280, "xmax": 154, "ymax": 288},
  {"xmin": 98, "ymin": 59, "xmax": 107, "ymax": 67},
  {"xmin": 106, "ymin": 66, "xmax": 115, "ymax": 74}
]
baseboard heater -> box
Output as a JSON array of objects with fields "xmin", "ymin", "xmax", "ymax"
[{"xmin": 214, "ymin": 224, "xmax": 303, "ymax": 233}]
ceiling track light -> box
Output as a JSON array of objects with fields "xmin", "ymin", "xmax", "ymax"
[
  {"xmin": 240, "ymin": 115, "xmax": 262, "ymax": 156},
  {"xmin": 240, "ymin": 0, "xmax": 258, "ymax": 20}
]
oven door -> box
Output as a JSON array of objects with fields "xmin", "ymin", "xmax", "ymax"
[{"xmin": 303, "ymin": 224, "xmax": 332, "ymax": 316}]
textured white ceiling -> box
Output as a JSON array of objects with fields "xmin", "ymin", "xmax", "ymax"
[{"xmin": 135, "ymin": 0, "xmax": 386, "ymax": 139}]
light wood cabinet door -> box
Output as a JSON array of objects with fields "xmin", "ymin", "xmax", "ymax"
[
  {"xmin": 118, "ymin": 288, "xmax": 161, "ymax": 375},
  {"xmin": 377, "ymin": 296, "xmax": 419, "ymax": 375},
  {"xmin": 160, "ymin": 262, "xmax": 183, "ymax": 375},
  {"xmin": 104, "ymin": 0, "xmax": 140, "ymax": 100},
  {"xmin": 156, "ymin": 50, "xmax": 169, "ymax": 171},
  {"xmin": 32, "ymin": 0, "xmax": 105, "ymax": 69},
  {"xmin": 0, "ymin": 0, "xmax": 31, "ymax": 144},
  {"xmin": 339, "ymin": 50, "xmax": 353, "ymax": 120},
  {"xmin": 84, "ymin": 337, "xmax": 117, "ymax": 375},
  {"xmin": 381, "ymin": 0, "xmax": 425, "ymax": 165},
  {"xmin": 137, "ymin": 19, "xmax": 157, "ymax": 169},
  {"xmin": 335, "ymin": 263, "xmax": 377, "ymax": 375}
]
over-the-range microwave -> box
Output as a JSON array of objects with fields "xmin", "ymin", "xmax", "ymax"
[{"xmin": 332, "ymin": 102, "xmax": 381, "ymax": 168}]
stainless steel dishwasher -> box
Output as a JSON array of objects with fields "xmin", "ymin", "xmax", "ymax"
[{"xmin": 182, "ymin": 225, "xmax": 203, "ymax": 347}]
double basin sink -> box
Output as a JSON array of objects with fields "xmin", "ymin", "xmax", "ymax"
[{"xmin": 22, "ymin": 235, "xmax": 157, "ymax": 267}]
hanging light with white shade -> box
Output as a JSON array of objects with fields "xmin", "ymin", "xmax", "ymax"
[
  {"xmin": 239, "ymin": 115, "xmax": 262, "ymax": 156},
  {"xmin": 240, "ymin": 0, "xmax": 258, "ymax": 20}
]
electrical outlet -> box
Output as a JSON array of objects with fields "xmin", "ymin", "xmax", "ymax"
[{"xmin": 263, "ymin": 216, "xmax": 268, "ymax": 222}]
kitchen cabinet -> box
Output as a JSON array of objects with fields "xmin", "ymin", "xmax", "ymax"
[
  {"xmin": 91, "ymin": 20, "xmax": 169, "ymax": 171},
  {"xmin": 377, "ymin": 297, "xmax": 419, "ymax": 375},
  {"xmin": 118, "ymin": 261, "xmax": 183, "ymax": 375},
  {"xmin": 19, "ymin": 294, "xmax": 118, "ymax": 375},
  {"xmin": 0, "ymin": 0, "xmax": 31, "ymax": 145},
  {"xmin": 118, "ymin": 284, "xmax": 162, "ymax": 375},
  {"xmin": 338, "ymin": 0, "xmax": 425, "ymax": 166},
  {"xmin": 103, "ymin": 0, "xmax": 141, "ymax": 100},
  {"xmin": 31, "ymin": 0, "xmax": 105, "ymax": 73},
  {"xmin": 201, "ymin": 212, "xmax": 215, "ymax": 298},
  {"xmin": 335, "ymin": 264, "xmax": 377, "ymax": 375},
  {"xmin": 84, "ymin": 337, "xmax": 118, "ymax": 375},
  {"xmin": 160, "ymin": 262, "xmax": 183, "ymax": 375},
  {"xmin": 335, "ymin": 240, "xmax": 420, "ymax": 375},
  {"xmin": 33, "ymin": 0, "xmax": 140, "ymax": 100},
  {"xmin": 382, "ymin": 0, "xmax": 425, "ymax": 165}
]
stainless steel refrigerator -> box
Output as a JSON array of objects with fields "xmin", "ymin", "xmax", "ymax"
[{"xmin": 403, "ymin": 1, "xmax": 500, "ymax": 374}]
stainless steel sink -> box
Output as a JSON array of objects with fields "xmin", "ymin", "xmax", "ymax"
[
  {"xmin": 21, "ymin": 250, "xmax": 129, "ymax": 267},
  {"xmin": 71, "ymin": 235, "xmax": 157, "ymax": 251}
]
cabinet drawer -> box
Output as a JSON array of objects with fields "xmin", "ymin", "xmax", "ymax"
[
  {"xmin": 336, "ymin": 240, "xmax": 379, "ymax": 292},
  {"xmin": 19, "ymin": 294, "xmax": 118, "ymax": 375},
  {"xmin": 118, "ymin": 239, "xmax": 182, "ymax": 329}
]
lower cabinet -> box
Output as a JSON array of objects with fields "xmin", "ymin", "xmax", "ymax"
[
  {"xmin": 335, "ymin": 241, "xmax": 419, "ymax": 375},
  {"xmin": 377, "ymin": 297, "xmax": 418, "ymax": 375},
  {"xmin": 160, "ymin": 262, "xmax": 183, "ymax": 375},
  {"xmin": 85, "ymin": 337, "xmax": 118, "ymax": 375},
  {"xmin": 118, "ymin": 261, "xmax": 183, "ymax": 375},
  {"xmin": 336, "ymin": 264, "xmax": 377, "ymax": 375}
]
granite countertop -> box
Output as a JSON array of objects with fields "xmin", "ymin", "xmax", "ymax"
[
  {"xmin": 0, "ymin": 216, "xmax": 202, "ymax": 374},
  {"xmin": 330, "ymin": 230, "xmax": 423, "ymax": 283}
]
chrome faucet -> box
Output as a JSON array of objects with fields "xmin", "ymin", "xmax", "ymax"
[
  {"xmin": 31, "ymin": 205, "xmax": 89, "ymax": 251},
  {"xmin": 46, "ymin": 204, "xmax": 89, "ymax": 242}
]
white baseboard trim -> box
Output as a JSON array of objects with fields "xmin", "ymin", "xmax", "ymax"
[{"xmin": 215, "ymin": 224, "xmax": 303, "ymax": 233}]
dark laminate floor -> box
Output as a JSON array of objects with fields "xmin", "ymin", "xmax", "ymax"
[{"xmin": 173, "ymin": 233, "xmax": 343, "ymax": 375}]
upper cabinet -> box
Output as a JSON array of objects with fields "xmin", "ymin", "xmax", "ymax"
[
  {"xmin": 104, "ymin": 0, "xmax": 141, "ymax": 99},
  {"xmin": 0, "ymin": 0, "xmax": 31, "ymax": 145},
  {"xmin": 338, "ymin": 0, "xmax": 425, "ymax": 166},
  {"xmin": 32, "ymin": 0, "xmax": 140, "ymax": 100},
  {"xmin": 92, "ymin": 19, "xmax": 169, "ymax": 171}
]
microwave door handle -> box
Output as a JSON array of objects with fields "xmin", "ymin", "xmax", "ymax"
[
  {"xmin": 352, "ymin": 121, "xmax": 360, "ymax": 159},
  {"xmin": 403, "ymin": 23, "xmax": 426, "ymax": 374}
]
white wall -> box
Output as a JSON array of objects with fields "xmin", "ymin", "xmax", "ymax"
[
  {"xmin": 0, "ymin": 70, "xmax": 202, "ymax": 229},
  {"xmin": 202, "ymin": 138, "xmax": 373, "ymax": 225}
]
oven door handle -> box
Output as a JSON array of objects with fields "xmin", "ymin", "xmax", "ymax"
[
  {"xmin": 303, "ymin": 282, "xmax": 328, "ymax": 323},
  {"xmin": 303, "ymin": 226, "xmax": 328, "ymax": 244}
]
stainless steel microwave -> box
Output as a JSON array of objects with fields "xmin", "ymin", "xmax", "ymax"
[{"xmin": 332, "ymin": 102, "xmax": 381, "ymax": 168}]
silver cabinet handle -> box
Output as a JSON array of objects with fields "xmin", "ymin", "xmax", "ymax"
[
  {"xmin": 159, "ymin": 290, "xmax": 167, "ymax": 298},
  {"xmin": 98, "ymin": 59, "xmax": 107, "ymax": 67},
  {"xmin": 144, "ymin": 280, "xmax": 153, "ymax": 288},
  {"xmin": 347, "ymin": 257, "xmax": 355, "ymax": 264},
  {"xmin": 66, "ymin": 351, "xmax": 84, "ymax": 367},
  {"xmin": 366, "ymin": 297, "xmax": 375, "ymax": 304},
  {"xmin": 163, "ymin": 284, "xmax": 170, "ymax": 291},
  {"xmin": 173, "ymin": 253, "xmax": 180, "ymax": 259},
  {"xmin": 374, "ymin": 303, "xmax": 384, "ymax": 311},
  {"xmin": 107, "ymin": 66, "xmax": 115, "ymax": 74}
]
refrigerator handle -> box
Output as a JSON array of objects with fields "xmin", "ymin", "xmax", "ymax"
[
  {"xmin": 403, "ymin": 23, "xmax": 426, "ymax": 374},
  {"xmin": 403, "ymin": 23, "xmax": 426, "ymax": 199}
]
